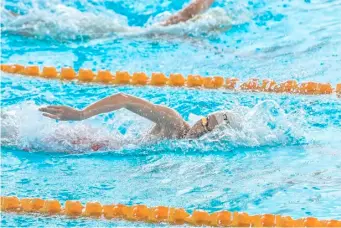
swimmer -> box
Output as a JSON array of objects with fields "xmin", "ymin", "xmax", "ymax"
[
  {"xmin": 5, "ymin": 0, "xmax": 215, "ymax": 27},
  {"xmin": 39, "ymin": 92, "xmax": 239, "ymax": 139},
  {"xmin": 2, "ymin": 0, "xmax": 233, "ymax": 40},
  {"xmin": 0, "ymin": 0, "xmax": 233, "ymax": 41}
]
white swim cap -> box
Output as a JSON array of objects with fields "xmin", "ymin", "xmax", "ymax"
[
  {"xmin": 211, "ymin": 110, "xmax": 242, "ymax": 129},
  {"xmin": 211, "ymin": 111, "xmax": 228, "ymax": 125}
]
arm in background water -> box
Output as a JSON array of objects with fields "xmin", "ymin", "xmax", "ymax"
[
  {"xmin": 6, "ymin": 10, "xmax": 19, "ymax": 16},
  {"xmin": 39, "ymin": 93, "xmax": 184, "ymax": 125},
  {"xmin": 160, "ymin": 0, "xmax": 215, "ymax": 26}
]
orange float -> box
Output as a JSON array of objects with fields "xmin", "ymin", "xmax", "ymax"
[
  {"xmin": 234, "ymin": 212, "xmax": 252, "ymax": 227},
  {"xmin": 30, "ymin": 198, "xmax": 45, "ymax": 212},
  {"xmin": 83, "ymin": 202, "xmax": 103, "ymax": 217},
  {"xmin": 64, "ymin": 200, "xmax": 83, "ymax": 216},
  {"xmin": 250, "ymin": 215, "xmax": 262, "ymax": 227},
  {"xmin": 150, "ymin": 72, "xmax": 167, "ymax": 85},
  {"xmin": 327, "ymin": 220, "xmax": 341, "ymax": 227},
  {"xmin": 260, "ymin": 79, "xmax": 277, "ymax": 92},
  {"xmin": 336, "ymin": 84, "xmax": 341, "ymax": 94},
  {"xmin": 277, "ymin": 215, "xmax": 295, "ymax": 227},
  {"xmin": 0, "ymin": 64, "xmax": 11, "ymax": 72},
  {"xmin": 41, "ymin": 200, "xmax": 62, "ymax": 214},
  {"xmin": 275, "ymin": 80, "xmax": 298, "ymax": 93},
  {"xmin": 60, "ymin": 67, "xmax": 76, "ymax": 80},
  {"xmin": 169, "ymin": 73, "xmax": 185, "ymax": 86},
  {"xmin": 103, "ymin": 205, "xmax": 116, "ymax": 219},
  {"xmin": 0, "ymin": 196, "xmax": 20, "ymax": 211},
  {"xmin": 261, "ymin": 214, "xmax": 276, "ymax": 227},
  {"xmin": 11, "ymin": 64, "xmax": 25, "ymax": 73},
  {"xmin": 149, "ymin": 206, "xmax": 169, "ymax": 222},
  {"xmin": 298, "ymin": 82, "xmax": 318, "ymax": 94},
  {"xmin": 303, "ymin": 217, "xmax": 323, "ymax": 227},
  {"xmin": 23, "ymin": 65, "xmax": 40, "ymax": 76},
  {"xmin": 123, "ymin": 206, "xmax": 133, "ymax": 219},
  {"xmin": 20, "ymin": 198, "xmax": 33, "ymax": 212},
  {"xmin": 131, "ymin": 72, "xmax": 148, "ymax": 85},
  {"xmin": 168, "ymin": 208, "xmax": 190, "ymax": 224},
  {"xmin": 84, "ymin": 202, "xmax": 102, "ymax": 217},
  {"xmin": 240, "ymin": 78, "xmax": 259, "ymax": 91},
  {"xmin": 187, "ymin": 74, "xmax": 203, "ymax": 87},
  {"xmin": 188, "ymin": 210, "xmax": 211, "ymax": 226},
  {"xmin": 115, "ymin": 71, "xmax": 131, "ymax": 84},
  {"xmin": 129, "ymin": 205, "xmax": 150, "ymax": 221},
  {"xmin": 225, "ymin": 78, "xmax": 239, "ymax": 89},
  {"xmin": 203, "ymin": 76, "xmax": 224, "ymax": 89},
  {"xmin": 210, "ymin": 211, "xmax": 232, "ymax": 226},
  {"xmin": 112, "ymin": 204, "xmax": 129, "ymax": 217},
  {"xmin": 96, "ymin": 70, "xmax": 113, "ymax": 83},
  {"xmin": 78, "ymin": 69, "xmax": 94, "ymax": 82},
  {"xmin": 317, "ymin": 83, "xmax": 333, "ymax": 94},
  {"xmin": 213, "ymin": 76, "xmax": 224, "ymax": 88},
  {"xmin": 294, "ymin": 218, "xmax": 305, "ymax": 227},
  {"xmin": 203, "ymin": 77, "xmax": 215, "ymax": 88},
  {"xmin": 2, "ymin": 64, "xmax": 25, "ymax": 73},
  {"xmin": 42, "ymin": 66, "xmax": 58, "ymax": 78}
]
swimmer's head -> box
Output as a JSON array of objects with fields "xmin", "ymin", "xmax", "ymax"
[{"xmin": 185, "ymin": 111, "xmax": 236, "ymax": 138}]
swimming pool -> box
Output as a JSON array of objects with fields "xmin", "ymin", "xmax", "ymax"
[{"xmin": 1, "ymin": 0, "xmax": 341, "ymax": 227}]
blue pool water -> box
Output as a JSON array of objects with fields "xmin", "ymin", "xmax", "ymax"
[{"xmin": 1, "ymin": 0, "xmax": 341, "ymax": 227}]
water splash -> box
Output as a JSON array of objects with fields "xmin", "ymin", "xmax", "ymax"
[
  {"xmin": 1, "ymin": 102, "xmax": 147, "ymax": 153},
  {"xmin": 204, "ymin": 100, "xmax": 307, "ymax": 148},
  {"xmin": 1, "ymin": 100, "xmax": 307, "ymax": 154},
  {"xmin": 1, "ymin": 4, "xmax": 133, "ymax": 40},
  {"xmin": 1, "ymin": 0, "xmax": 234, "ymax": 40}
]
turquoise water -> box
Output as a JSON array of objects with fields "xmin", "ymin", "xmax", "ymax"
[{"xmin": 1, "ymin": 0, "xmax": 341, "ymax": 227}]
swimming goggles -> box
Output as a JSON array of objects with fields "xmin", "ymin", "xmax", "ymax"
[{"xmin": 201, "ymin": 117, "xmax": 211, "ymax": 133}]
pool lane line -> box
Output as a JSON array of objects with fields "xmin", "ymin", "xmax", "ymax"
[
  {"xmin": 1, "ymin": 64, "xmax": 340, "ymax": 97},
  {"xmin": 1, "ymin": 196, "xmax": 341, "ymax": 227}
]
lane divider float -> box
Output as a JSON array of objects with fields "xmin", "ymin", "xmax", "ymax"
[
  {"xmin": 1, "ymin": 196, "xmax": 341, "ymax": 227},
  {"xmin": 1, "ymin": 64, "xmax": 340, "ymax": 96}
]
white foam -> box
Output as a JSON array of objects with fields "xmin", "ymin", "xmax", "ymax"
[
  {"xmin": 200, "ymin": 100, "xmax": 307, "ymax": 148},
  {"xmin": 0, "ymin": 102, "xmax": 149, "ymax": 153},
  {"xmin": 1, "ymin": 2, "xmax": 234, "ymax": 40},
  {"xmin": 1, "ymin": 4, "xmax": 134, "ymax": 40}
]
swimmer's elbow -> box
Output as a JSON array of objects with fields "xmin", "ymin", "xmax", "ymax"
[
  {"xmin": 107, "ymin": 92, "xmax": 131, "ymax": 109},
  {"xmin": 114, "ymin": 92, "xmax": 127, "ymax": 99},
  {"xmin": 183, "ymin": 0, "xmax": 215, "ymax": 18},
  {"xmin": 110, "ymin": 92, "xmax": 129, "ymax": 101}
]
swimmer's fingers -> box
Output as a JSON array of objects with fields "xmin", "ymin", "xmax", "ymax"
[
  {"xmin": 46, "ymin": 105, "xmax": 65, "ymax": 109},
  {"xmin": 39, "ymin": 105, "xmax": 65, "ymax": 110},
  {"xmin": 42, "ymin": 113, "xmax": 60, "ymax": 120},
  {"xmin": 39, "ymin": 107, "xmax": 62, "ymax": 115},
  {"xmin": 39, "ymin": 107, "xmax": 52, "ymax": 112}
]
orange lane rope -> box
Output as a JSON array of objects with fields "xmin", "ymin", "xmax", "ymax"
[
  {"xmin": 1, "ymin": 64, "xmax": 340, "ymax": 96},
  {"xmin": 1, "ymin": 196, "xmax": 341, "ymax": 227}
]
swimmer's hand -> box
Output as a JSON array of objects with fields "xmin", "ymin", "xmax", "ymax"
[
  {"xmin": 39, "ymin": 106, "xmax": 84, "ymax": 121},
  {"xmin": 160, "ymin": 0, "xmax": 215, "ymax": 26}
]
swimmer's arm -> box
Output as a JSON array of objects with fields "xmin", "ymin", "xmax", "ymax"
[
  {"xmin": 82, "ymin": 93, "xmax": 183, "ymax": 124},
  {"xmin": 39, "ymin": 93, "xmax": 183, "ymax": 124},
  {"xmin": 9, "ymin": 11, "xmax": 20, "ymax": 16},
  {"xmin": 3, "ymin": 10, "xmax": 20, "ymax": 17},
  {"xmin": 160, "ymin": 0, "xmax": 215, "ymax": 26}
]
